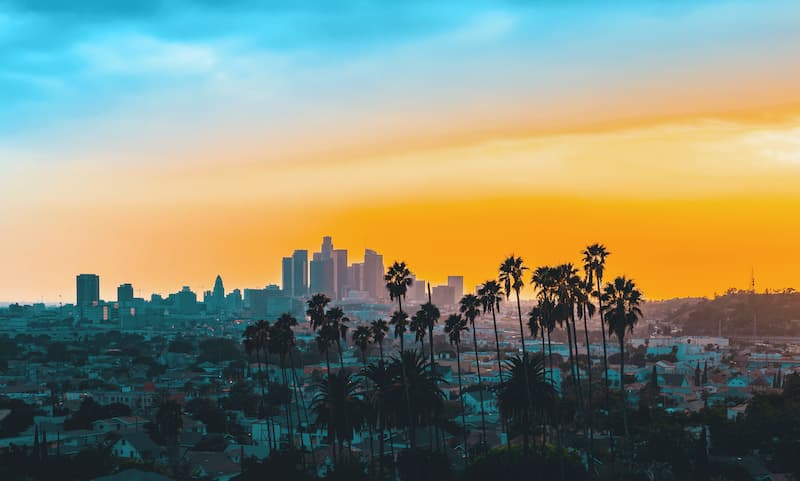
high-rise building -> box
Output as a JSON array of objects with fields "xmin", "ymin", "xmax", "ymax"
[
  {"xmin": 447, "ymin": 276, "xmax": 464, "ymax": 300},
  {"xmin": 281, "ymin": 257, "xmax": 293, "ymax": 296},
  {"xmin": 292, "ymin": 250, "xmax": 308, "ymax": 297},
  {"xmin": 410, "ymin": 275, "xmax": 426, "ymax": 303},
  {"xmin": 175, "ymin": 286, "xmax": 198, "ymax": 314},
  {"xmin": 310, "ymin": 257, "xmax": 335, "ymax": 298},
  {"xmin": 117, "ymin": 283, "xmax": 134, "ymax": 304},
  {"xmin": 333, "ymin": 249, "xmax": 348, "ymax": 299},
  {"xmin": 347, "ymin": 263, "xmax": 363, "ymax": 294},
  {"xmin": 321, "ymin": 236, "xmax": 334, "ymax": 260},
  {"xmin": 432, "ymin": 285, "xmax": 457, "ymax": 307},
  {"xmin": 76, "ymin": 274, "xmax": 100, "ymax": 306},
  {"xmin": 210, "ymin": 275, "xmax": 225, "ymax": 312},
  {"xmin": 363, "ymin": 249, "xmax": 384, "ymax": 301}
]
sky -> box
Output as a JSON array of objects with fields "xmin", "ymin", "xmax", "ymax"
[{"xmin": 2, "ymin": 0, "xmax": 800, "ymax": 303}]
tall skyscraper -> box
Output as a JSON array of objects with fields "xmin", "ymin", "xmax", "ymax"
[
  {"xmin": 347, "ymin": 263, "xmax": 363, "ymax": 293},
  {"xmin": 432, "ymin": 285, "xmax": 457, "ymax": 307},
  {"xmin": 117, "ymin": 283, "xmax": 134, "ymax": 304},
  {"xmin": 175, "ymin": 286, "xmax": 198, "ymax": 314},
  {"xmin": 447, "ymin": 276, "xmax": 464, "ymax": 300},
  {"xmin": 321, "ymin": 236, "xmax": 334, "ymax": 260},
  {"xmin": 333, "ymin": 249, "xmax": 348, "ymax": 299},
  {"xmin": 76, "ymin": 274, "xmax": 100, "ymax": 306},
  {"xmin": 282, "ymin": 256, "xmax": 293, "ymax": 296},
  {"xmin": 210, "ymin": 275, "xmax": 225, "ymax": 312},
  {"xmin": 292, "ymin": 250, "xmax": 308, "ymax": 297},
  {"xmin": 363, "ymin": 249, "xmax": 384, "ymax": 301},
  {"xmin": 310, "ymin": 257, "xmax": 335, "ymax": 298}
]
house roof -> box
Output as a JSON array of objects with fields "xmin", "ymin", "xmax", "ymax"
[{"xmin": 93, "ymin": 468, "xmax": 174, "ymax": 481}]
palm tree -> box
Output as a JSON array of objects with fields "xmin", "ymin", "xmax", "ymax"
[
  {"xmin": 156, "ymin": 399, "xmax": 183, "ymax": 464},
  {"xmin": 352, "ymin": 325, "xmax": 373, "ymax": 367},
  {"xmin": 316, "ymin": 325, "xmax": 338, "ymax": 376},
  {"xmin": 583, "ymin": 244, "xmax": 611, "ymax": 416},
  {"xmin": 385, "ymin": 261, "xmax": 414, "ymax": 449},
  {"xmin": 326, "ymin": 306, "xmax": 349, "ymax": 370},
  {"xmin": 307, "ymin": 293, "xmax": 331, "ymax": 332},
  {"xmin": 459, "ymin": 294, "xmax": 487, "ymax": 449},
  {"xmin": 496, "ymin": 355, "xmax": 556, "ymax": 447},
  {"xmin": 413, "ymin": 300, "xmax": 442, "ymax": 450},
  {"xmin": 363, "ymin": 360, "xmax": 395, "ymax": 476},
  {"xmin": 498, "ymin": 256, "xmax": 529, "ymax": 358},
  {"xmin": 370, "ymin": 319, "xmax": 389, "ymax": 361},
  {"xmin": 554, "ymin": 264, "xmax": 584, "ymax": 406},
  {"xmin": 243, "ymin": 320, "xmax": 275, "ymax": 449},
  {"xmin": 601, "ymin": 276, "xmax": 643, "ymax": 457},
  {"xmin": 311, "ymin": 371, "xmax": 364, "ymax": 465},
  {"xmin": 444, "ymin": 313, "xmax": 470, "ymax": 458},
  {"xmin": 410, "ymin": 310, "xmax": 428, "ymax": 355},
  {"xmin": 477, "ymin": 279, "xmax": 516, "ymax": 449},
  {"xmin": 385, "ymin": 261, "xmax": 413, "ymax": 316},
  {"xmin": 271, "ymin": 313, "xmax": 300, "ymax": 448}
]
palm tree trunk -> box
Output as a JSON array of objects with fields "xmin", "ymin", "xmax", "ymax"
[
  {"xmin": 620, "ymin": 337, "xmax": 629, "ymax": 464},
  {"xmin": 471, "ymin": 321, "xmax": 487, "ymax": 450},
  {"xmin": 255, "ymin": 349, "xmax": 274, "ymax": 451},
  {"xmin": 290, "ymin": 351, "xmax": 315, "ymax": 465},
  {"xmin": 582, "ymin": 314, "xmax": 594, "ymax": 474},
  {"xmin": 541, "ymin": 333, "xmax": 548, "ymax": 444},
  {"xmin": 570, "ymin": 314, "xmax": 584, "ymax": 407},
  {"xmin": 515, "ymin": 293, "xmax": 533, "ymax": 452},
  {"xmin": 281, "ymin": 364, "xmax": 294, "ymax": 448},
  {"xmin": 455, "ymin": 341, "xmax": 469, "ymax": 460},
  {"xmin": 597, "ymin": 277, "xmax": 613, "ymax": 458},
  {"xmin": 398, "ymin": 297, "xmax": 414, "ymax": 450},
  {"xmin": 336, "ymin": 339, "xmax": 345, "ymax": 370},
  {"xmin": 490, "ymin": 308, "xmax": 514, "ymax": 451}
]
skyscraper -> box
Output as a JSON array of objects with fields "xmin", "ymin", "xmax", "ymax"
[
  {"xmin": 447, "ymin": 276, "xmax": 464, "ymax": 300},
  {"xmin": 117, "ymin": 283, "xmax": 134, "ymax": 304},
  {"xmin": 76, "ymin": 274, "xmax": 100, "ymax": 306},
  {"xmin": 321, "ymin": 236, "xmax": 334, "ymax": 260},
  {"xmin": 292, "ymin": 249, "xmax": 308, "ymax": 297},
  {"xmin": 210, "ymin": 275, "xmax": 225, "ymax": 312},
  {"xmin": 363, "ymin": 249, "xmax": 384, "ymax": 301},
  {"xmin": 333, "ymin": 249, "xmax": 348, "ymax": 299},
  {"xmin": 282, "ymin": 256, "xmax": 293, "ymax": 296},
  {"xmin": 310, "ymin": 257, "xmax": 335, "ymax": 298}
]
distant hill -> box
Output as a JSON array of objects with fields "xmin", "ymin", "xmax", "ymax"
[{"xmin": 642, "ymin": 290, "xmax": 800, "ymax": 336}]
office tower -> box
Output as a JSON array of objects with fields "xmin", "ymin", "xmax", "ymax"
[
  {"xmin": 310, "ymin": 257, "xmax": 335, "ymax": 298},
  {"xmin": 348, "ymin": 263, "xmax": 363, "ymax": 293},
  {"xmin": 212, "ymin": 275, "xmax": 225, "ymax": 306},
  {"xmin": 175, "ymin": 286, "xmax": 198, "ymax": 314},
  {"xmin": 76, "ymin": 274, "xmax": 100, "ymax": 306},
  {"xmin": 447, "ymin": 276, "xmax": 464, "ymax": 300},
  {"xmin": 363, "ymin": 249, "xmax": 384, "ymax": 301},
  {"xmin": 432, "ymin": 285, "xmax": 457, "ymax": 307},
  {"xmin": 410, "ymin": 275, "xmax": 426, "ymax": 303},
  {"xmin": 226, "ymin": 289, "xmax": 243, "ymax": 312},
  {"xmin": 333, "ymin": 249, "xmax": 348, "ymax": 299},
  {"xmin": 117, "ymin": 283, "xmax": 134, "ymax": 304},
  {"xmin": 282, "ymin": 257, "xmax": 293, "ymax": 296},
  {"xmin": 321, "ymin": 236, "xmax": 334, "ymax": 260},
  {"xmin": 292, "ymin": 250, "xmax": 308, "ymax": 297}
]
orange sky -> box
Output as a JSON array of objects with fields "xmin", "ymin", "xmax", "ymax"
[{"xmin": 4, "ymin": 107, "xmax": 800, "ymax": 303}]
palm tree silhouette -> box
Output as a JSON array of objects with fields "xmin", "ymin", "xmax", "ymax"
[
  {"xmin": 311, "ymin": 371, "xmax": 363, "ymax": 465},
  {"xmin": 326, "ymin": 306, "xmax": 349, "ymax": 370},
  {"xmin": 385, "ymin": 261, "xmax": 414, "ymax": 448},
  {"xmin": 272, "ymin": 313, "xmax": 300, "ymax": 448},
  {"xmin": 363, "ymin": 360, "xmax": 395, "ymax": 476},
  {"xmin": 601, "ymin": 276, "xmax": 643, "ymax": 461},
  {"xmin": 370, "ymin": 319, "xmax": 389, "ymax": 362},
  {"xmin": 243, "ymin": 320, "xmax": 275, "ymax": 449},
  {"xmin": 496, "ymin": 354, "xmax": 556, "ymax": 449},
  {"xmin": 352, "ymin": 325, "xmax": 373, "ymax": 367},
  {"xmin": 459, "ymin": 293, "xmax": 487, "ymax": 449},
  {"xmin": 444, "ymin": 313, "xmax": 470, "ymax": 459},
  {"xmin": 477, "ymin": 280, "xmax": 515, "ymax": 449},
  {"xmin": 582, "ymin": 244, "xmax": 611, "ymax": 422}
]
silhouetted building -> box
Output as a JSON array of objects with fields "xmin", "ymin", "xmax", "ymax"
[
  {"xmin": 447, "ymin": 276, "xmax": 464, "ymax": 300},
  {"xmin": 226, "ymin": 289, "xmax": 243, "ymax": 312},
  {"xmin": 363, "ymin": 249, "xmax": 384, "ymax": 301},
  {"xmin": 117, "ymin": 283, "xmax": 134, "ymax": 304},
  {"xmin": 348, "ymin": 263, "xmax": 363, "ymax": 293},
  {"xmin": 321, "ymin": 236, "xmax": 333, "ymax": 260},
  {"xmin": 333, "ymin": 249, "xmax": 348, "ymax": 300},
  {"xmin": 310, "ymin": 256, "xmax": 335, "ymax": 298},
  {"xmin": 410, "ymin": 274, "xmax": 426, "ymax": 303},
  {"xmin": 292, "ymin": 250, "xmax": 308, "ymax": 297},
  {"xmin": 76, "ymin": 274, "xmax": 100, "ymax": 306},
  {"xmin": 282, "ymin": 256, "xmax": 294, "ymax": 296},
  {"xmin": 174, "ymin": 286, "xmax": 198, "ymax": 314},
  {"xmin": 432, "ymin": 285, "xmax": 456, "ymax": 307}
]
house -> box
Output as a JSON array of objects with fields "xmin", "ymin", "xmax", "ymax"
[
  {"xmin": 110, "ymin": 432, "xmax": 164, "ymax": 463},
  {"xmin": 184, "ymin": 451, "xmax": 241, "ymax": 481}
]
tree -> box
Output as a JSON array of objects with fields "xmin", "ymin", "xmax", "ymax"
[
  {"xmin": 459, "ymin": 294, "xmax": 487, "ymax": 449},
  {"xmin": 444, "ymin": 313, "xmax": 470, "ymax": 457},
  {"xmin": 601, "ymin": 276, "xmax": 644, "ymax": 458},
  {"xmin": 370, "ymin": 319, "xmax": 389, "ymax": 361},
  {"xmin": 385, "ymin": 261, "xmax": 413, "ymax": 316},
  {"xmin": 352, "ymin": 325, "xmax": 373, "ymax": 366},
  {"xmin": 496, "ymin": 355, "xmax": 556, "ymax": 448},
  {"xmin": 477, "ymin": 279, "xmax": 515, "ymax": 448},
  {"xmin": 311, "ymin": 371, "xmax": 363, "ymax": 465}
]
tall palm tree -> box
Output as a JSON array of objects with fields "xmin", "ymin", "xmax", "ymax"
[
  {"xmin": 575, "ymin": 280, "xmax": 597, "ymax": 471},
  {"xmin": 444, "ymin": 313, "xmax": 470, "ymax": 458},
  {"xmin": 326, "ymin": 306, "xmax": 349, "ymax": 370},
  {"xmin": 413, "ymin": 300, "xmax": 442, "ymax": 450},
  {"xmin": 311, "ymin": 371, "xmax": 364, "ymax": 465},
  {"xmin": 363, "ymin": 360, "xmax": 395, "ymax": 477},
  {"xmin": 385, "ymin": 261, "xmax": 413, "ymax": 316},
  {"xmin": 272, "ymin": 313, "xmax": 300, "ymax": 448},
  {"xmin": 459, "ymin": 294, "xmax": 487, "ymax": 449},
  {"xmin": 307, "ymin": 293, "xmax": 331, "ymax": 332},
  {"xmin": 316, "ymin": 325, "xmax": 338, "ymax": 376},
  {"xmin": 601, "ymin": 276, "xmax": 643, "ymax": 457},
  {"xmin": 583, "ymin": 244, "xmax": 611, "ymax": 415},
  {"xmin": 243, "ymin": 320, "xmax": 275, "ymax": 449},
  {"xmin": 477, "ymin": 280, "xmax": 516, "ymax": 449},
  {"xmin": 385, "ymin": 261, "xmax": 414, "ymax": 449},
  {"xmin": 352, "ymin": 325, "xmax": 373, "ymax": 367},
  {"xmin": 498, "ymin": 256, "xmax": 529, "ymax": 358},
  {"xmin": 410, "ymin": 310, "xmax": 428, "ymax": 355},
  {"xmin": 370, "ymin": 319, "xmax": 389, "ymax": 361},
  {"xmin": 554, "ymin": 264, "xmax": 584, "ymax": 407},
  {"xmin": 531, "ymin": 267, "xmax": 559, "ymax": 385}
]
